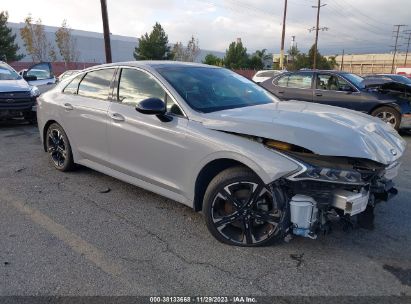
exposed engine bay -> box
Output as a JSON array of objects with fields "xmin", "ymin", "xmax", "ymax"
[{"xmin": 271, "ymin": 143, "xmax": 401, "ymax": 240}]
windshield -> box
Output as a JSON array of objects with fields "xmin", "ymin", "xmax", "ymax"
[
  {"xmin": 343, "ymin": 73, "xmax": 365, "ymax": 89},
  {"xmin": 157, "ymin": 67, "xmax": 276, "ymax": 113},
  {"xmin": 389, "ymin": 75, "xmax": 411, "ymax": 85},
  {"xmin": 0, "ymin": 64, "xmax": 21, "ymax": 81}
]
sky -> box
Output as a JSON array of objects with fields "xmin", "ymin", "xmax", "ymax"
[{"xmin": 4, "ymin": 0, "xmax": 411, "ymax": 55}]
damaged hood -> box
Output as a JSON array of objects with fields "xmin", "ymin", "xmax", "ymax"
[
  {"xmin": 199, "ymin": 101, "xmax": 406, "ymax": 165},
  {"xmin": 362, "ymin": 79, "xmax": 411, "ymax": 91}
]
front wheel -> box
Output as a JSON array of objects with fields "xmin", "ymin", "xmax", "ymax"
[
  {"xmin": 46, "ymin": 123, "xmax": 75, "ymax": 171},
  {"xmin": 371, "ymin": 106, "xmax": 401, "ymax": 130},
  {"xmin": 203, "ymin": 167, "xmax": 286, "ymax": 247}
]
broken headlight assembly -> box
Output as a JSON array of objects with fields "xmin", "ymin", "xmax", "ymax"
[
  {"xmin": 263, "ymin": 139, "xmax": 365, "ymax": 185},
  {"xmin": 289, "ymin": 164, "xmax": 363, "ymax": 185}
]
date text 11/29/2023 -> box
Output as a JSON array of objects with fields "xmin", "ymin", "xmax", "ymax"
[{"xmin": 149, "ymin": 296, "xmax": 257, "ymax": 303}]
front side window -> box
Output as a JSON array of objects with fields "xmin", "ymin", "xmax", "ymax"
[
  {"xmin": 78, "ymin": 68, "xmax": 115, "ymax": 100},
  {"xmin": 157, "ymin": 67, "xmax": 276, "ymax": 113},
  {"xmin": 317, "ymin": 74, "xmax": 353, "ymax": 91},
  {"xmin": 118, "ymin": 68, "xmax": 184, "ymax": 116},
  {"xmin": 287, "ymin": 73, "xmax": 313, "ymax": 89}
]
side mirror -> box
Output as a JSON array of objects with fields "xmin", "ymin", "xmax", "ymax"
[
  {"xmin": 23, "ymin": 74, "xmax": 37, "ymax": 82},
  {"xmin": 136, "ymin": 98, "xmax": 172, "ymax": 122}
]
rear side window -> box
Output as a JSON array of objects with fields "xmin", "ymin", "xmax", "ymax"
[
  {"xmin": 78, "ymin": 68, "xmax": 115, "ymax": 100},
  {"xmin": 287, "ymin": 73, "xmax": 313, "ymax": 89},
  {"xmin": 63, "ymin": 74, "xmax": 84, "ymax": 94},
  {"xmin": 276, "ymin": 75, "xmax": 289, "ymax": 87}
]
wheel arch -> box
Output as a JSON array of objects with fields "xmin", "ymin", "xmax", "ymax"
[
  {"xmin": 42, "ymin": 120, "xmax": 60, "ymax": 152},
  {"xmin": 369, "ymin": 103, "xmax": 402, "ymax": 115},
  {"xmin": 193, "ymin": 157, "xmax": 265, "ymax": 212}
]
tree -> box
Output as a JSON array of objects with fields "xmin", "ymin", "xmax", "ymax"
[
  {"xmin": 173, "ymin": 36, "xmax": 200, "ymax": 62},
  {"xmin": 249, "ymin": 49, "xmax": 271, "ymax": 70},
  {"xmin": 248, "ymin": 55, "xmax": 264, "ymax": 70},
  {"xmin": 0, "ymin": 11, "xmax": 23, "ymax": 62},
  {"xmin": 292, "ymin": 44, "xmax": 337, "ymax": 70},
  {"xmin": 134, "ymin": 22, "xmax": 173, "ymax": 60},
  {"xmin": 172, "ymin": 42, "xmax": 185, "ymax": 61},
  {"xmin": 286, "ymin": 45, "xmax": 300, "ymax": 70},
  {"xmin": 224, "ymin": 40, "xmax": 249, "ymax": 69},
  {"xmin": 203, "ymin": 53, "xmax": 224, "ymax": 66},
  {"xmin": 20, "ymin": 15, "xmax": 55, "ymax": 62},
  {"xmin": 55, "ymin": 20, "xmax": 79, "ymax": 64}
]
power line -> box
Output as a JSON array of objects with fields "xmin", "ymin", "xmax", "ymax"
[
  {"xmin": 404, "ymin": 30, "xmax": 411, "ymax": 66},
  {"xmin": 391, "ymin": 24, "xmax": 407, "ymax": 73},
  {"xmin": 280, "ymin": 0, "xmax": 288, "ymax": 69},
  {"xmin": 311, "ymin": 0, "xmax": 327, "ymax": 69}
]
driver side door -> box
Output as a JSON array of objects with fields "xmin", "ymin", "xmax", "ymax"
[
  {"xmin": 106, "ymin": 67, "xmax": 189, "ymax": 197},
  {"xmin": 25, "ymin": 62, "xmax": 57, "ymax": 94},
  {"xmin": 313, "ymin": 73, "xmax": 364, "ymax": 110}
]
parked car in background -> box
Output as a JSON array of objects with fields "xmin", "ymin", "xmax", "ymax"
[
  {"xmin": 0, "ymin": 61, "xmax": 40, "ymax": 123},
  {"xmin": 252, "ymin": 70, "xmax": 283, "ymax": 83},
  {"xmin": 261, "ymin": 70, "xmax": 411, "ymax": 130},
  {"xmin": 18, "ymin": 62, "xmax": 57, "ymax": 94},
  {"xmin": 37, "ymin": 61, "xmax": 405, "ymax": 246},
  {"xmin": 58, "ymin": 70, "xmax": 80, "ymax": 82},
  {"xmin": 363, "ymin": 74, "xmax": 411, "ymax": 86}
]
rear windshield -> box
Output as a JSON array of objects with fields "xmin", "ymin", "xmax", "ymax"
[
  {"xmin": 0, "ymin": 64, "xmax": 21, "ymax": 81},
  {"xmin": 157, "ymin": 67, "xmax": 275, "ymax": 113}
]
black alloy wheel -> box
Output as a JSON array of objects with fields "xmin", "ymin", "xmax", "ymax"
[
  {"xmin": 203, "ymin": 167, "xmax": 285, "ymax": 246},
  {"xmin": 46, "ymin": 123, "xmax": 74, "ymax": 171}
]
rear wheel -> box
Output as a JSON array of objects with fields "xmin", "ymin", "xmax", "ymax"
[
  {"xmin": 46, "ymin": 123, "xmax": 74, "ymax": 171},
  {"xmin": 371, "ymin": 106, "xmax": 401, "ymax": 130},
  {"xmin": 203, "ymin": 167, "xmax": 285, "ymax": 247}
]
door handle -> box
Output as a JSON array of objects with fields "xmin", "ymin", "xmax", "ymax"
[
  {"xmin": 315, "ymin": 93, "xmax": 323, "ymax": 97},
  {"xmin": 110, "ymin": 113, "xmax": 125, "ymax": 122},
  {"xmin": 63, "ymin": 103, "xmax": 74, "ymax": 111},
  {"xmin": 278, "ymin": 91, "xmax": 284, "ymax": 94}
]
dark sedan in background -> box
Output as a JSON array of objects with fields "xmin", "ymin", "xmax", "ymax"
[{"xmin": 261, "ymin": 70, "xmax": 411, "ymax": 130}]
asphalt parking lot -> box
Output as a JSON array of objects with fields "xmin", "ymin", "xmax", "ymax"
[{"xmin": 0, "ymin": 120, "xmax": 410, "ymax": 296}]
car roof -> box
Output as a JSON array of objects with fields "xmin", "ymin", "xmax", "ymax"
[
  {"xmin": 297, "ymin": 69, "xmax": 349, "ymax": 74},
  {"xmin": 83, "ymin": 61, "xmax": 219, "ymax": 72}
]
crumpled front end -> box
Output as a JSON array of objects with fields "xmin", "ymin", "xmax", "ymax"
[{"xmin": 278, "ymin": 152, "xmax": 401, "ymax": 239}]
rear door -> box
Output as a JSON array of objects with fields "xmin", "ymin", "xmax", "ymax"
[
  {"xmin": 313, "ymin": 72, "xmax": 364, "ymax": 110},
  {"xmin": 272, "ymin": 72, "xmax": 314, "ymax": 102},
  {"xmin": 60, "ymin": 68, "xmax": 116, "ymax": 165}
]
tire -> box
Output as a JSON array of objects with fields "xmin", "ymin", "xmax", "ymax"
[
  {"xmin": 203, "ymin": 166, "xmax": 285, "ymax": 247},
  {"xmin": 371, "ymin": 106, "xmax": 401, "ymax": 130},
  {"xmin": 45, "ymin": 123, "xmax": 75, "ymax": 172}
]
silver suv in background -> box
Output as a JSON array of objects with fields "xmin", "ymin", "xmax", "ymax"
[
  {"xmin": 0, "ymin": 61, "xmax": 40, "ymax": 123},
  {"xmin": 37, "ymin": 61, "xmax": 405, "ymax": 246}
]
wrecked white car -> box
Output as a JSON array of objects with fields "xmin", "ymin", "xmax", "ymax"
[{"xmin": 37, "ymin": 62, "xmax": 406, "ymax": 246}]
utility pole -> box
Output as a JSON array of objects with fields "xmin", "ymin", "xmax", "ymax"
[
  {"xmin": 311, "ymin": 0, "xmax": 327, "ymax": 70},
  {"xmin": 404, "ymin": 30, "xmax": 411, "ymax": 67},
  {"xmin": 340, "ymin": 49, "xmax": 344, "ymax": 71},
  {"xmin": 100, "ymin": 0, "xmax": 112, "ymax": 63},
  {"xmin": 391, "ymin": 24, "xmax": 406, "ymax": 73},
  {"xmin": 279, "ymin": 0, "xmax": 288, "ymax": 70}
]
